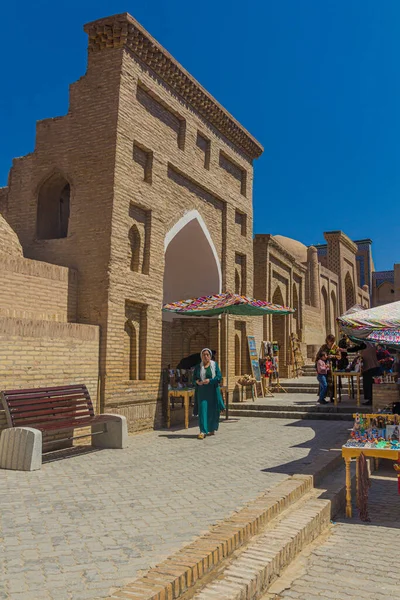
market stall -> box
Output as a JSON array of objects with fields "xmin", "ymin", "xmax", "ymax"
[
  {"xmin": 162, "ymin": 292, "xmax": 294, "ymax": 425},
  {"xmin": 342, "ymin": 412, "xmax": 400, "ymax": 519},
  {"xmin": 336, "ymin": 301, "xmax": 400, "ymax": 408}
]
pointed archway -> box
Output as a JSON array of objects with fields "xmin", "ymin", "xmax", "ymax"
[
  {"xmin": 272, "ymin": 286, "xmax": 287, "ymax": 370},
  {"xmin": 162, "ymin": 210, "xmax": 222, "ymax": 367}
]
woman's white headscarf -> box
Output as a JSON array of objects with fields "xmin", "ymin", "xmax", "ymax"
[{"xmin": 200, "ymin": 348, "xmax": 216, "ymax": 380}]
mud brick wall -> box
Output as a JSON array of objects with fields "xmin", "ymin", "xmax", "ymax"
[
  {"xmin": 0, "ymin": 255, "xmax": 77, "ymax": 322},
  {"xmin": 0, "ymin": 318, "xmax": 100, "ymax": 434}
]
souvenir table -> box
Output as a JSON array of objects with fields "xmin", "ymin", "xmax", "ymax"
[
  {"xmin": 167, "ymin": 388, "xmax": 195, "ymax": 429},
  {"xmin": 333, "ymin": 371, "xmax": 361, "ymax": 407},
  {"xmin": 342, "ymin": 412, "xmax": 400, "ymax": 517}
]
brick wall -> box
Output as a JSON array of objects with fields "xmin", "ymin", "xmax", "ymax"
[
  {"xmin": 0, "ymin": 318, "xmax": 100, "ymax": 434},
  {"xmin": 0, "ymin": 254, "xmax": 77, "ymax": 321}
]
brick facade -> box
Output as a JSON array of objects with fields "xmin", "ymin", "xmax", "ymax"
[{"xmin": 0, "ymin": 13, "xmax": 380, "ymax": 432}]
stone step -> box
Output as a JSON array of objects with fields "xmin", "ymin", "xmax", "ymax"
[
  {"xmin": 228, "ymin": 409, "xmax": 355, "ymax": 421},
  {"xmin": 192, "ymin": 461, "xmax": 356, "ymax": 600},
  {"xmin": 230, "ymin": 403, "xmax": 369, "ymax": 414},
  {"xmin": 107, "ymin": 477, "xmax": 314, "ymax": 600},
  {"xmin": 107, "ymin": 448, "xmax": 352, "ymax": 600},
  {"xmin": 192, "ymin": 494, "xmax": 331, "ymax": 600}
]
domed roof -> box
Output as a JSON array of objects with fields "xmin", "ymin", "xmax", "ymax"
[
  {"xmin": 273, "ymin": 235, "xmax": 308, "ymax": 263},
  {"xmin": 0, "ymin": 214, "xmax": 23, "ymax": 257}
]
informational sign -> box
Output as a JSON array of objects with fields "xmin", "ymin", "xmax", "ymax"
[{"xmin": 247, "ymin": 336, "xmax": 261, "ymax": 382}]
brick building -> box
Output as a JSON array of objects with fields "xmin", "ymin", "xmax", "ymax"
[
  {"xmin": 0, "ymin": 13, "xmax": 375, "ymax": 431},
  {"xmin": 253, "ymin": 231, "xmax": 370, "ymax": 375}
]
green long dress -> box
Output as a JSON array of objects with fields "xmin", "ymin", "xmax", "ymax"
[{"xmin": 193, "ymin": 362, "xmax": 225, "ymax": 435}]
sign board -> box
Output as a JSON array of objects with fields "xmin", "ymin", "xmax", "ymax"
[{"xmin": 247, "ymin": 336, "xmax": 261, "ymax": 382}]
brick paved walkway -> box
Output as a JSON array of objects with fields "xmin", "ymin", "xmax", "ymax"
[
  {"xmin": 0, "ymin": 417, "xmax": 348, "ymax": 600},
  {"xmin": 277, "ymin": 462, "xmax": 399, "ymax": 600}
]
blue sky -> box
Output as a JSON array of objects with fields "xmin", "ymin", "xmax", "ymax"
[{"xmin": 1, "ymin": 0, "xmax": 399, "ymax": 270}]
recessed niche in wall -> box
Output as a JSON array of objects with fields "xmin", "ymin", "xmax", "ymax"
[
  {"xmin": 124, "ymin": 300, "xmax": 147, "ymax": 381},
  {"xmin": 36, "ymin": 172, "xmax": 70, "ymax": 239},
  {"xmin": 133, "ymin": 142, "xmax": 153, "ymax": 183},
  {"xmin": 196, "ymin": 131, "xmax": 211, "ymax": 169},
  {"xmin": 235, "ymin": 210, "xmax": 247, "ymax": 237},
  {"xmin": 128, "ymin": 204, "xmax": 151, "ymax": 274},
  {"xmin": 235, "ymin": 253, "xmax": 247, "ymax": 296}
]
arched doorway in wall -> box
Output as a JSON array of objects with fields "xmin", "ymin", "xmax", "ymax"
[
  {"xmin": 345, "ymin": 272, "xmax": 355, "ymax": 311},
  {"xmin": 272, "ymin": 286, "xmax": 287, "ymax": 368},
  {"xmin": 330, "ymin": 290, "xmax": 338, "ymax": 337},
  {"xmin": 163, "ymin": 210, "xmax": 222, "ymax": 368},
  {"xmin": 292, "ymin": 283, "xmax": 300, "ymax": 337},
  {"xmin": 321, "ymin": 286, "xmax": 329, "ymax": 337},
  {"xmin": 37, "ymin": 172, "xmax": 70, "ymax": 239}
]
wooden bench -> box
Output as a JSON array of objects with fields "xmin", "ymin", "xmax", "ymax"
[{"xmin": 0, "ymin": 384, "xmax": 128, "ymax": 471}]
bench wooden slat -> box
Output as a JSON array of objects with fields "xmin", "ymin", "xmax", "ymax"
[
  {"xmin": 11, "ymin": 406, "xmax": 91, "ymax": 422},
  {"xmin": 8, "ymin": 397, "xmax": 91, "ymax": 410},
  {"xmin": 3, "ymin": 384, "xmax": 90, "ymax": 396},
  {"xmin": 5, "ymin": 390, "xmax": 91, "ymax": 403}
]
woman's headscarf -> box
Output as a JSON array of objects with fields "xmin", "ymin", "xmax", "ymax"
[{"xmin": 200, "ymin": 348, "xmax": 216, "ymax": 380}]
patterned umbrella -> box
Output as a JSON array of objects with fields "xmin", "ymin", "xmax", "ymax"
[
  {"xmin": 338, "ymin": 300, "xmax": 400, "ymax": 348},
  {"xmin": 163, "ymin": 292, "xmax": 294, "ymax": 412},
  {"xmin": 163, "ymin": 292, "xmax": 294, "ymax": 317}
]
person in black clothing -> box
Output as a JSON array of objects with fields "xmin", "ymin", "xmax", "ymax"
[
  {"xmin": 177, "ymin": 350, "xmax": 216, "ymax": 370},
  {"xmin": 337, "ymin": 334, "xmax": 349, "ymax": 371},
  {"xmin": 346, "ymin": 341, "xmax": 380, "ymax": 405}
]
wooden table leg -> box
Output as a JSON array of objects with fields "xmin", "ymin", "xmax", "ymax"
[
  {"xmin": 345, "ymin": 457, "xmax": 352, "ymax": 518},
  {"xmin": 357, "ymin": 376, "xmax": 360, "ymax": 407},
  {"xmin": 184, "ymin": 392, "xmax": 189, "ymax": 429},
  {"xmin": 334, "ymin": 374, "xmax": 337, "ymax": 407},
  {"xmin": 374, "ymin": 458, "xmax": 379, "ymax": 471},
  {"xmin": 356, "ymin": 456, "xmax": 360, "ymax": 508}
]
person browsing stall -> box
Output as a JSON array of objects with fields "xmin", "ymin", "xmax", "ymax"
[{"xmin": 316, "ymin": 350, "xmax": 329, "ymax": 404}]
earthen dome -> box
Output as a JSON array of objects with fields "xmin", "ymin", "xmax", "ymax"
[
  {"xmin": 0, "ymin": 214, "xmax": 23, "ymax": 257},
  {"xmin": 273, "ymin": 235, "xmax": 308, "ymax": 264}
]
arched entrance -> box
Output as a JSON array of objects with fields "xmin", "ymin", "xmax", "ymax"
[
  {"xmin": 162, "ymin": 210, "xmax": 222, "ymax": 367},
  {"xmin": 272, "ymin": 286, "xmax": 287, "ymax": 370},
  {"xmin": 345, "ymin": 272, "xmax": 355, "ymax": 311}
]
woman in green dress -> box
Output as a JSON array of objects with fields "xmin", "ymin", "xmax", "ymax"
[{"xmin": 193, "ymin": 348, "xmax": 225, "ymax": 439}]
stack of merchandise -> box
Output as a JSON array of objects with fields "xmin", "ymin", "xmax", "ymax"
[{"xmin": 343, "ymin": 412, "xmax": 400, "ymax": 449}]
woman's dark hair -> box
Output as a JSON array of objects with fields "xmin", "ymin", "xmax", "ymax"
[{"xmin": 326, "ymin": 334, "xmax": 336, "ymax": 343}]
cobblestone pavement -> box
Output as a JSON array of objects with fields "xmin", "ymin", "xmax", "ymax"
[
  {"xmin": 277, "ymin": 462, "xmax": 399, "ymax": 600},
  {"xmin": 0, "ymin": 417, "xmax": 348, "ymax": 600}
]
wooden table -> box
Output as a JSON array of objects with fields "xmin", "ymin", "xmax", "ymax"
[
  {"xmin": 333, "ymin": 371, "xmax": 361, "ymax": 407},
  {"xmin": 167, "ymin": 388, "xmax": 195, "ymax": 429},
  {"xmin": 167, "ymin": 386, "xmax": 229, "ymax": 428},
  {"xmin": 342, "ymin": 445, "xmax": 400, "ymax": 517}
]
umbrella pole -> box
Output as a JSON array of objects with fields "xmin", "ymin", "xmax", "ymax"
[{"xmin": 225, "ymin": 311, "xmax": 229, "ymax": 420}]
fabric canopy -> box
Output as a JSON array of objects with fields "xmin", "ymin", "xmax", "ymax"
[
  {"xmin": 163, "ymin": 292, "xmax": 294, "ymax": 317},
  {"xmin": 338, "ymin": 300, "xmax": 400, "ymax": 348}
]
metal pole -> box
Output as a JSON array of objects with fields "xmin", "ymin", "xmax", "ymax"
[{"xmin": 225, "ymin": 311, "xmax": 229, "ymax": 420}]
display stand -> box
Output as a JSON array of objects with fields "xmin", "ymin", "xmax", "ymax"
[
  {"xmin": 247, "ymin": 336, "xmax": 262, "ymax": 399},
  {"xmin": 289, "ymin": 333, "xmax": 304, "ymax": 379},
  {"xmin": 262, "ymin": 340, "xmax": 287, "ymax": 393},
  {"xmin": 259, "ymin": 341, "xmax": 274, "ymax": 397}
]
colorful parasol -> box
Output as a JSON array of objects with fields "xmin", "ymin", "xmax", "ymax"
[
  {"xmin": 338, "ymin": 301, "xmax": 400, "ymax": 348},
  {"xmin": 163, "ymin": 292, "xmax": 294, "ymax": 317}
]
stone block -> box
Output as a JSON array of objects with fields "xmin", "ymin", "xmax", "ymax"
[
  {"xmin": 0, "ymin": 427, "xmax": 42, "ymax": 471},
  {"xmin": 91, "ymin": 415, "xmax": 128, "ymax": 449}
]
